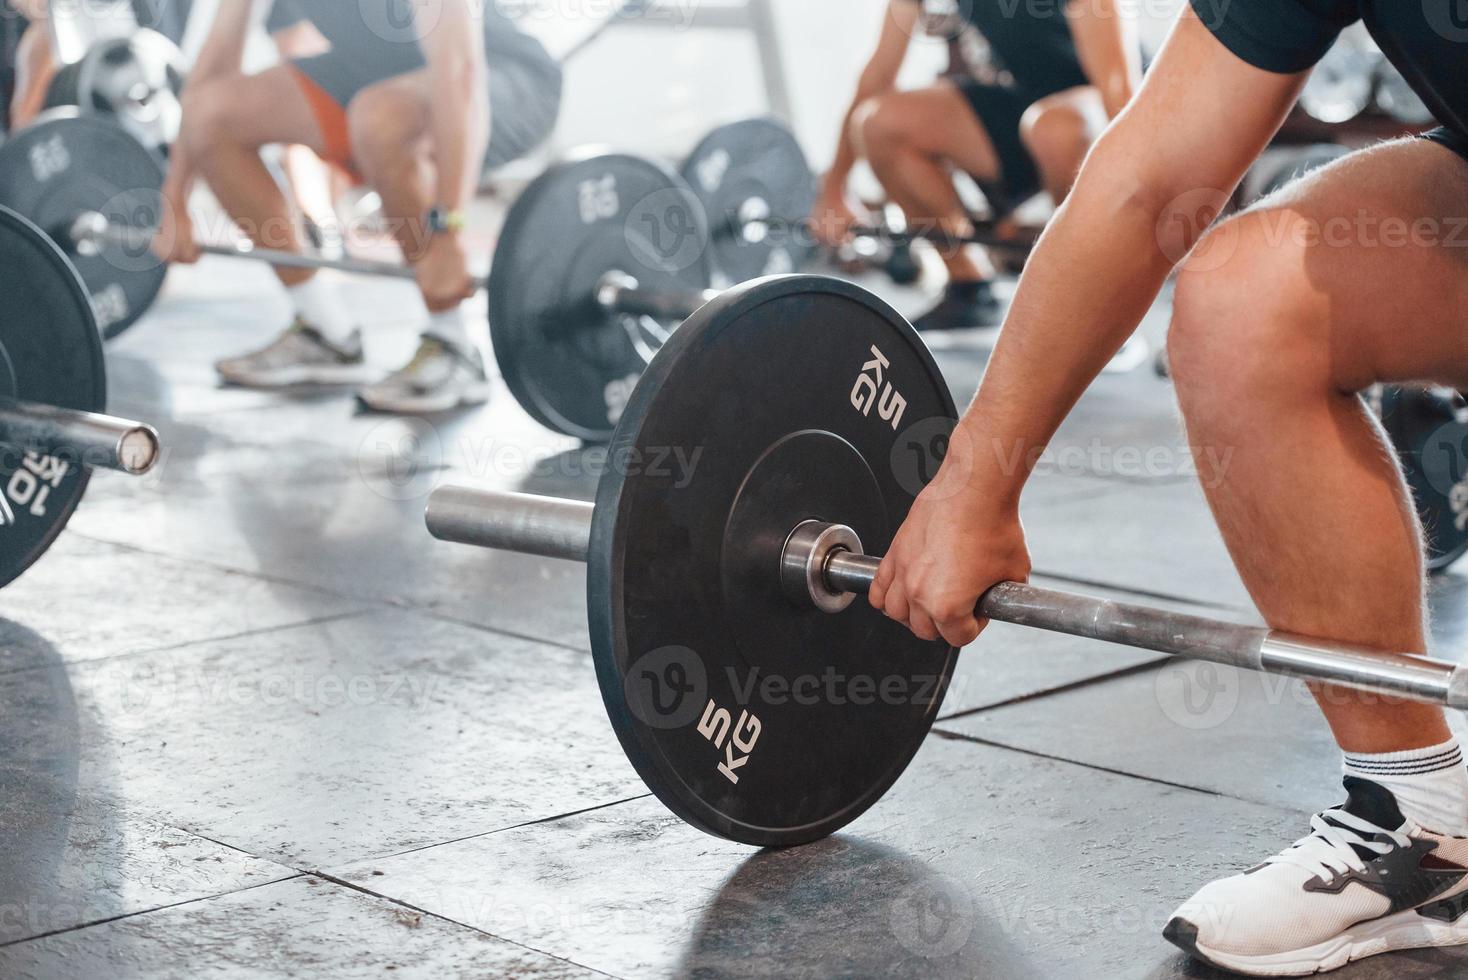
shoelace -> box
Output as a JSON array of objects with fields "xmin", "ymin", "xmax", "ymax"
[{"xmin": 1266, "ymin": 808, "xmax": 1412, "ymax": 882}]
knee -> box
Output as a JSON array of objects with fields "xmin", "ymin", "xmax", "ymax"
[
  {"xmin": 178, "ymin": 76, "xmax": 245, "ymax": 159},
  {"xmin": 1168, "ymin": 210, "xmax": 1325, "ymax": 417},
  {"xmin": 1019, "ymin": 102, "xmax": 1092, "ymax": 174},
  {"xmin": 348, "ymin": 91, "xmax": 425, "ymax": 174},
  {"xmin": 852, "ymin": 94, "xmax": 911, "ymax": 161}
]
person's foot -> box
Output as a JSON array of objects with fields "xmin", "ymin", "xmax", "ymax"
[
  {"xmin": 215, "ymin": 319, "xmax": 369, "ymax": 388},
  {"xmin": 356, "ymin": 336, "xmax": 491, "ymax": 414},
  {"xmin": 911, "ymin": 280, "xmax": 1003, "ymax": 333},
  {"xmin": 1164, "ymin": 777, "xmax": 1468, "ymax": 976}
]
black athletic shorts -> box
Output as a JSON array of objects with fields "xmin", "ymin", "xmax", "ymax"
[
  {"xmin": 1424, "ymin": 127, "xmax": 1468, "ymax": 166},
  {"xmin": 954, "ymin": 78, "xmax": 1042, "ymax": 208}
]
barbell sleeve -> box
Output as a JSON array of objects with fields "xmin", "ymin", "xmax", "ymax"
[
  {"xmin": 68, "ymin": 212, "xmax": 490, "ymax": 289},
  {"xmin": 0, "ymin": 400, "xmax": 161, "ymax": 475},
  {"xmin": 425, "ymin": 488, "xmax": 1468, "ymax": 710},
  {"xmin": 427, "ymin": 487, "xmax": 593, "ymax": 563},
  {"xmin": 595, "ymin": 271, "xmax": 721, "ymax": 322}
]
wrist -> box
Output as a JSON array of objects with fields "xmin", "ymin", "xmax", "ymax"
[
  {"xmin": 425, "ymin": 206, "xmax": 466, "ymax": 237},
  {"xmin": 940, "ymin": 418, "xmax": 1028, "ymax": 512}
]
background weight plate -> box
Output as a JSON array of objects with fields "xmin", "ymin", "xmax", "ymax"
[
  {"xmin": 0, "ymin": 113, "xmax": 168, "ymax": 340},
  {"xmin": 488, "ymin": 152, "xmax": 713, "ymax": 442},
  {"xmin": 588, "ymin": 275, "xmax": 959, "ymax": 846},
  {"xmin": 0, "ymin": 205, "xmax": 105, "ymax": 587},
  {"xmin": 1377, "ymin": 385, "xmax": 1468, "ymax": 573},
  {"xmin": 680, "ymin": 117, "xmax": 817, "ymax": 287}
]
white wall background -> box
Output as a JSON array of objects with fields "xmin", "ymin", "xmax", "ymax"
[{"xmin": 550, "ymin": 0, "xmax": 1186, "ymax": 168}]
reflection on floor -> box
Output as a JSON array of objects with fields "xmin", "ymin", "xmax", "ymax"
[{"xmin": 3, "ymin": 238, "xmax": 1466, "ymax": 979}]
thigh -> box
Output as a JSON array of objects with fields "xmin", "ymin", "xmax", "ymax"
[
  {"xmin": 346, "ymin": 71, "xmax": 432, "ymax": 152},
  {"xmin": 190, "ymin": 64, "xmax": 327, "ymax": 155},
  {"xmin": 1244, "ymin": 137, "xmax": 1468, "ymax": 390},
  {"xmin": 870, "ymin": 82, "xmax": 1000, "ymax": 178}
]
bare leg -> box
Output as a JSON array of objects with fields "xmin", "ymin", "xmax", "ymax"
[
  {"xmin": 347, "ymin": 73, "xmax": 435, "ymax": 264},
  {"xmin": 854, "ymin": 83, "xmax": 1000, "ymax": 283},
  {"xmin": 1169, "ymin": 139, "xmax": 1468, "ymax": 753},
  {"xmin": 1019, "ymin": 86, "xmax": 1106, "ymax": 207},
  {"xmin": 178, "ymin": 66, "xmax": 327, "ymax": 287}
]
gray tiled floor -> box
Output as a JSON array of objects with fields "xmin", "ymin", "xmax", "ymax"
[{"xmin": 5, "ymin": 226, "xmax": 1468, "ymax": 979}]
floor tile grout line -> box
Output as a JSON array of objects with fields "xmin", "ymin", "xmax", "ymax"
[
  {"xmin": 928, "ymin": 727, "xmax": 1310, "ymax": 817},
  {"xmin": 309, "ymin": 870, "xmax": 625, "ymax": 979},
  {"xmin": 0, "ymin": 873, "xmax": 306, "ymax": 949},
  {"xmin": 63, "ymin": 530, "xmax": 591, "ymax": 656},
  {"xmin": 0, "ymin": 609, "xmax": 377, "ymax": 681},
  {"xmin": 935, "ymin": 655, "xmax": 1174, "ymax": 723},
  {"xmin": 351, "ymin": 793, "xmax": 656, "ymax": 865}
]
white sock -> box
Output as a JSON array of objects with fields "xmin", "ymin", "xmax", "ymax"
[
  {"xmin": 1343, "ymin": 738, "xmax": 1468, "ymax": 836},
  {"xmin": 424, "ymin": 306, "xmax": 473, "ymax": 353},
  {"xmin": 286, "ymin": 276, "xmax": 356, "ymax": 346}
]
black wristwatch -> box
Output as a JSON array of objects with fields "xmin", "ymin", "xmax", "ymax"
[{"xmin": 425, "ymin": 207, "xmax": 465, "ymax": 236}]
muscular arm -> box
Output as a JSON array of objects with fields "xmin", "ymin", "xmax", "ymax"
[
  {"xmin": 418, "ymin": 0, "xmax": 489, "ymax": 216},
  {"xmin": 1065, "ymin": 0, "xmax": 1142, "ymax": 119},
  {"xmin": 161, "ymin": 0, "xmax": 255, "ymax": 206},
  {"xmin": 955, "ymin": 10, "xmax": 1305, "ymax": 508},
  {"xmin": 821, "ymin": 0, "xmax": 918, "ymax": 192}
]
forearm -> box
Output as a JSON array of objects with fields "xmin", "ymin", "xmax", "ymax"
[
  {"xmin": 428, "ymin": 52, "xmax": 488, "ymax": 211},
  {"xmin": 951, "ymin": 144, "xmax": 1174, "ymax": 506}
]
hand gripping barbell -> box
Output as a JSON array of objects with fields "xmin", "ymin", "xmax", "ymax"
[{"xmin": 421, "ymin": 274, "xmax": 1468, "ymax": 848}]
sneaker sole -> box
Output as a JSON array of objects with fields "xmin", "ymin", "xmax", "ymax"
[
  {"xmin": 1164, "ymin": 907, "xmax": 1468, "ymax": 977},
  {"xmin": 217, "ymin": 363, "xmax": 375, "ymax": 388},
  {"xmin": 356, "ymin": 381, "xmax": 493, "ymax": 415}
]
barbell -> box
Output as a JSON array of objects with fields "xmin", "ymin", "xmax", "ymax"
[
  {"xmin": 423, "ymin": 274, "xmax": 1468, "ymax": 848},
  {"xmin": 0, "ymin": 204, "xmax": 162, "ymax": 588},
  {"xmin": 0, "ymin": 115, "xmax": 730, "ymax": 440}
]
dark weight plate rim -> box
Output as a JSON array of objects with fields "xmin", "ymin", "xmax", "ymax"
[
  {"xmin": 587, "ymin": 274, "xmax": 959, "ymax": 846},
  {"xmin": 0, "ymin": 111, "xmax": 169, "ymax": 340},
  {"xmin": 680, "ymin": 117, "xmax": 817, "ymax": 284},
  {"xmin": 488, "ymin": 151, "xmax": 712, "ymax": 442},
  {"xmin": 0, "ymin": 204, "xmax": 104, "ymax": 587}
]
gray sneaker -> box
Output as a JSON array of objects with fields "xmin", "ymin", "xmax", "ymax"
[
  {"xmin": 216, "ymin": 319, "xmax": 369, "ymax": 388},
  {"xmin": 356, "ymin": 336, "xmax": 492, "ymax": 414}
]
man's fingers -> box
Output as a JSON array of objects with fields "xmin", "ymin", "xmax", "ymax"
[
  {"xmin": 868, "ymin": 557, "xmax": 892, "ymax": 611},
  {"xmin": 936, "ymin": 612, "xmax": 983, "ymax": 650},
  {"xmin": 908, "ymin": 608, "xmax": 941, "ymax": 643}
]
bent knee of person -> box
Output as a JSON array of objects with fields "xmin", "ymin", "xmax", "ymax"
[
  {"xmin": 1168, "ymin": 209, "xmax": 1329, "ymax": 404},
  {"xmin": 178, "ymin": 76, "xmax": 251, "ymax": 157},
  {"xmin": 851, "ymin": 93, "xmax": 917, "ymax": 159},
  {"xmin": 1020, "ymin": 100, "xmax": 1093, "ymax": 172},
  {"xmin": 347, "ymin": 86, "xmax": 429, "ymax": 170}
]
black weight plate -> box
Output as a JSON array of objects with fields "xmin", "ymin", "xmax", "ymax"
[
  {"xmin": 77, "ymin": 31, "xmax": 186, "ymax": 152},
  {"xmin": 588, "ymin": 275, "xmax": 959, "ymax": 846},
  {"xmin": 43, "ymin": 61, "xmax": 84, "ymax": 110},
  {"xmin": 1377, "ymin": 385, "xmax": 1468, "ymax": 573},
  {"xmin": 0, "ymin": 205, "xmax": 105, "ymax": 587},
  {"xmin": 0, "ymin": 112, "xmax": 168, "ymax": 340},
  {"xmin": 489, "ymin": 152, "xmax": 713, "ymax": 442},
  {"xmin": 681, "ymin": 118, "xmax": 818, "ymax": 287}
]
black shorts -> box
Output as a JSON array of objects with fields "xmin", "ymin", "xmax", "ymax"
[
  {"xmin": 954, "ymin": 78, "xmax": 1042, "ymax": 207},
  {"xmin": 1424, "ymin": 127, "xmax": 1468, "ymax": 166}
]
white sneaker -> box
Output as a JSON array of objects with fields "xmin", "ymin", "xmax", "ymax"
[
  {"xmin": 216, "ymin": 319, "xmax": 369, "ymax": 388},
  {"xmin": 356, "ymin": 336, "xmax": 492, "ymax": 414},
  {"xmin": 1164, "ymin": 777, "xmax": 1468, "ymax": 976}
]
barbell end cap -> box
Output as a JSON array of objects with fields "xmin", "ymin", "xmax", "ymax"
[
  {"xmin": 117, "ymin": 424, "xmax": 161, "ymax": 476},
  {"xmin": 69, "ymin": 211, "xmax": 109, "ymax": 257}
]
